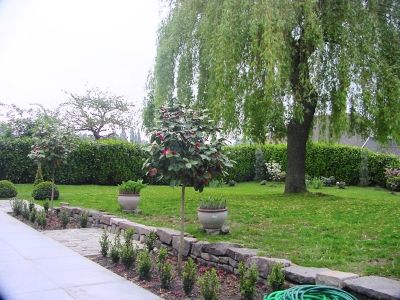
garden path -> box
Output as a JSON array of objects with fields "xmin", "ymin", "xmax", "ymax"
[{"xmin": 0, "ymin": 203, "xmax": 161, "ymax": 300}]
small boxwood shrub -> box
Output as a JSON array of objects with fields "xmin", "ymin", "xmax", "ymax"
[
  {"xmin": 0, "ymin": 180, "xmax": 17, "ymax": 198},
  {"xmin": 32, "ymin": 181, "xmax": 59, "ymax": 200}
]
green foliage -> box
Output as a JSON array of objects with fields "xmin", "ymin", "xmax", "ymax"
[
  {"xmin": 2, "ymin": 139, "xmax": 399, "ymax": 187},
  {"xmin": 157, "ymin": 247, "xmax": 168, "ymax": 270},
  {"xmin": 0, "ymin": 180, "xmax": 17, "ymax": 198},
  {"xmin": 22, "ymin": 202, "xmax": 30, "ymax": 220},
  {"xmin": 99, "ymin": 230, "xmax": 110, "ymax": 257},
  {"xmin": 198, "ymin": 268, "xmax": 220, "ymax": 300},
  {"xmin": 124, "ymin": 228, "xmax": 135, "ymax": 245},
  {"xmin": 267, "ymin": 264, "xmax": 285, "ymax": 292},
  {"xmin": 254, "ymin": 148, "xmax": 265, "ymax": 181},
  {"xmin": 209, "ymin": 179, "xmax": 224, "ymax": 188},
  {"xmin": 309, "ymin": 178, "xmax": 323, "ymax": 189},
  {"xmin": 199, "ymin": 197, "xmax": 226, "ymax": 210},
  {"xmin": 145, "ymin": 231, "xmax": 158, "ymax": 252},
  {"xmin": 80, "ymin": 211, "xmax": 88, "ymax": 228},
  {"xmin": 137, "ymin": 249, "xmax": 152, "ymax": 280},
  {"xmin": 34, "ymin": 163, "xmax": 44, "ymax": 186},
  {"xmin": 43, "ymin": 200, "xmax": 49, "ymax": 212},
  {"xmin": 59, "ymin": 210, "xmax": 69, "ymax": 228},
  {"xmin": 29, "ymin": 207, "xmax": 37, "ymax": 223},
  {"xmin": 183, "ymin": 258, "xmax": 197, "ymax": 296},
  {"xmin": 110, "ymin": 233, "xmax": 122, "ymax": 263},
  {"xmin": 146, "ymin": 0, "xmax": 400, "ymax": 145},
  {"xmin": 160, "ymin": 262, "xmax": 172, "ymax": 290},
  {"xmin": 359, "ymin": 150, "xmax": 370, "ymax": 186},
  {"xmin": 10, "ymin": 199, "xmax": 24, "ymax": 215},
  {"xmin": 156, "ymin": 247, "xmax": 172, "ymax": 289},
  {"xmin": 386, "ymin": 177, "xmax": 400, "ymax": 192},
  {"xmin": 238, "ymin": 262, "xmax": 259, "ymax": 300},
  {"xmin": 36, "ymin": 210, "xmax": 47, "ymax": 228},
  {"xmin": 118, "ymin": 180, "xmax": 146, "ymax": 194},
  {"xmin": 0, "ymin": 138, "xmax": 36, "ymax": 183},
  {"xmin": 32, "ymin": 181, "xmax": 59, "ymax": 200},
  {"xmin": 28, "ymin": 199, "xmax": 34, "ymax": 212},
  {"xmin": 0, "ymin": 139, "xmax": 145, "ymax": 185},
  {"xmin": 120, "ymin": 244, "xmax": 136, "ymax": 270},
  {"xmin": 143, "ymin": 105, "xmax": 233, "ymax": 192}
]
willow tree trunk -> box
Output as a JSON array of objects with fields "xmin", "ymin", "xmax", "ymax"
[
  {"xmin": 177, "ymin": 185, "xmax": 186, "ymax": 276},
  {"xmin": 284, "ymin": 112, "xmax": 314, "ymax": 193}
]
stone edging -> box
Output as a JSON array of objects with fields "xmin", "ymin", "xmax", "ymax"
[{"xmin": 61, "ymin": 205, "xmax": 400, "ymax": 300}]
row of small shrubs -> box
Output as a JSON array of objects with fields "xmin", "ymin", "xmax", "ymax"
[
  {"xmin": 1, "ymin": 138, "xmax": 399, "ymax": 186},
  {"xmin": 10, "ymin": 199, "xmax": 47, "ymax": 228},
  {"xmin": 99, "ymin": 229, "xmax": 285, "ymax": 299},
  {"xmin": 0, "ymin": 179, "xmax": 60, "ymax": 200}
]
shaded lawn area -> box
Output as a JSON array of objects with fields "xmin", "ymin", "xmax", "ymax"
[{"xmin": 16, "ymin": 182, "xmax": 400, "ymax": 278}]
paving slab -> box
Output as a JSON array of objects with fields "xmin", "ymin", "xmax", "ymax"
[
  {"xmin": 343, "ymin": 276, "xmax": 400, "ymax": 300},
  {"xmin": 0, "ymin": 206, "xmax": 161, "ymax": 300}
]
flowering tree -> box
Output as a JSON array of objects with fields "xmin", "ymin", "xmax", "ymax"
[
  {"xmin": 144, "ymin": 105, "xmax": 232, "ymax": 274},
  {"xmin": 28, "ymin": 117, "xmax": 76, "ymax": 208}
]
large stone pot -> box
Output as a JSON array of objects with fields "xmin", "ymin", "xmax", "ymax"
[
  {"xmin": 118, "ymin": 194, "xmax": 140, "ymax": 212},
  {"xmin": 197, "ymin": 208, "xmax": 228, "ymax": 230}
]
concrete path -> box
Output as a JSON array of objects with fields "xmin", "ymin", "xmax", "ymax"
[{"xmin": 0, "ymin": 209, "xmax": 161, "ymax": 300}]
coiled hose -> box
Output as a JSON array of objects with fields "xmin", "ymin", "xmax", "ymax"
[{"xmin": 264, "ymin": 285, "xmax": 358, "ymax": 300}]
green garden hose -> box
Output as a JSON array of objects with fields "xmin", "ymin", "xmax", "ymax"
[{"xmin": 264, "ymin": 285, "xmax": 357, "ymax": 300}]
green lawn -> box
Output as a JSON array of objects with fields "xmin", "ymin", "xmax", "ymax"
[{"xmin": 15, "ymin": 182, "xmax": 400, "ymax": 278}]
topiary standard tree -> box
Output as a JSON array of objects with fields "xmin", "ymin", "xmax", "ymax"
[
  {"xmin": 28, "ymin": 117, "xmax": 76, "ymax": 208},
  {"xmin": 143, "ymin": 105, "xmax": 233, "ymax": 274},
  {"xmin": 144, "ymin": 0, "xmax": 400, "ymax": 193}
]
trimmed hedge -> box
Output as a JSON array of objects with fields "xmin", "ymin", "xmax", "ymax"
[
  {"xmin": 0, "ymin": 180, "xmax": 18, "ymax": 198},
  {"xmin": 0, "ymin": 138, "xmax": 399, "ymax": 186},
  {"xmin": 32, "ymin": 181, "xmax": 59, "ymax": 200},
  {"xmin": 224, "ymin": 143, "xmax": 400, "ymax": 186},
  {"xmin": 0, "ymin": 139, "xmax": 145, "ymax": 185}
]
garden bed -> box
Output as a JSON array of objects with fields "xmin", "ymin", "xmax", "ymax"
[
  {"xmin": 9, "ymin": 210, "xmax": 80, "ymax": 230},
  {"xmin": 8, "ymin": 205, "xmax": 274, "ymax": 299},
  {"xmin": 89, "ymin": 253, "xmax": 270, "ymax": 300}
]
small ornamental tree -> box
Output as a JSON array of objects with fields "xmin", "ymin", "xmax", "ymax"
[
  {"xmin": 144, "ymin": 105, "xmax": 232, "ymax": 275},
  {"xmin": 28, "ymin": 117, "xmax": 76, "ymax": 208}
]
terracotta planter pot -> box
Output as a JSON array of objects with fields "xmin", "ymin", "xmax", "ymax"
[
  {"xmin": 197, "ymin": 208, "xmax": 228, "ymax": 230},
  {"xmin": 118, "ymin": 194, "xmax": 140, "ymax": 211}
]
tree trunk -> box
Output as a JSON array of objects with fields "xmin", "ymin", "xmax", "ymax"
[
  {"xmin": 285, "ymin": 118, "xmax": 312, "ymax": 193},
  {"xmin": 177, "ymin": 185, "xmax": 186, "ymax": 276},
  {"xmin": 51, "ymin": 166, "xmax": 55, "ymax": 209}
]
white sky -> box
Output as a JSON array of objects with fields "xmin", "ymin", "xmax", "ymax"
[{"xmin": 0, "ymin": 0, "xmax": 160, "ymax": 113}]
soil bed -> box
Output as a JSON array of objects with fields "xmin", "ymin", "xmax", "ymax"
[
  {"xmin": 10, "ymin": 210, "xmax": 80, "ymax": 230},
  {"xmin": 90, "ymin": 253, "xmax": 271, "ymax": 300}
]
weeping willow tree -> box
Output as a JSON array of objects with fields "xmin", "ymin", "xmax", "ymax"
[{"xmin": 144, "ymin": 0, "xmax": 400, "ymax": 193}]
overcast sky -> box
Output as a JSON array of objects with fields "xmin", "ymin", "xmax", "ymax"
[{"xmin": 0, "ymin": 0, "xmax": 160, "ymax": 113}]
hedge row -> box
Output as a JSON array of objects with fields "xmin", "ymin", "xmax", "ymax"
[
  {"xmin": 1, "ymin": 138, "xmax": 399, "ymax": 186},
  {"xmin": 0, "ymin": 139, "xmax": 144, "ymax": 185},
  {"xmin": 224, "ymin": 143, "xmax": 400, "ymax": 186}
]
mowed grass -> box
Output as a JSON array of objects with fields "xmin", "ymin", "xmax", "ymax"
[{"xmin": 15, "ymin": 182, "xmax": 400, "ymax": 278}]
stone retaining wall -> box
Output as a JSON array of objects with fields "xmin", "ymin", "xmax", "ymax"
[{"xmin": 61, "ymin": 205, "xmax": 400, "ymax": 300}]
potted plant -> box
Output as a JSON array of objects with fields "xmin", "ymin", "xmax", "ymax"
[
  {"xmin": 118, "ymin": 180, "xmax": 146, "ymax": 211},
  {"xmin": 197, "ymin": 196, "xmax": 228, "ymax": 231}
]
